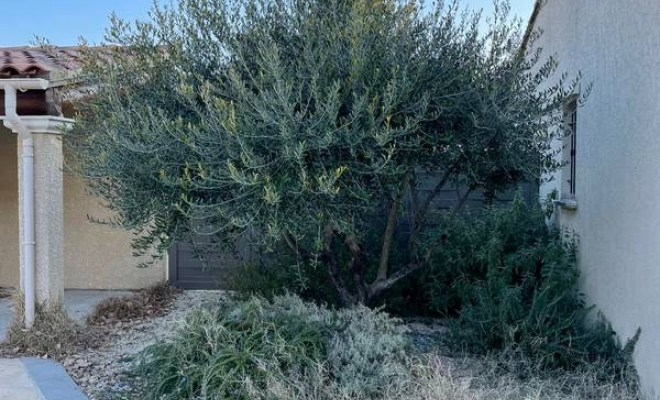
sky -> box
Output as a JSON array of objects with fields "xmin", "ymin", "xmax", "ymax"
[{"xmin": 0, "ymin": 0, "xmax": 535, "ymax": 47}]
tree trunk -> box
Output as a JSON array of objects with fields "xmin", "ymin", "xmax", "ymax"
[
  {"xmin": 376, "ymin": 190, "xmax": 406, "ymax": 281},
  {"xmin": 324, "ymin": 249, "xmax": 355, "ymax": 307},
  {"xmin": 345, "ymin": 234, "xmax": 368, "ymax": 304},
  {"xmin": 321, "ymin": 227, "xmax": 355, "ymax": 307}
]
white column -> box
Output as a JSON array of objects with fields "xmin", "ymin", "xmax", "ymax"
[{"xmin": 16, "ymin": 120, "xmax": 70, "ymax": 310}]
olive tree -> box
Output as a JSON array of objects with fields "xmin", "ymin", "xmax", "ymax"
[{"xmin": 68, "ymin": 0, "xmax": 575, "ymax": 305}]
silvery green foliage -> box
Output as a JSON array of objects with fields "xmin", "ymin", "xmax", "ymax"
[
  {"xmin": 133, "ymin": 294, "xmax": 638, "ymax": 400},
  {"xmin": 327, "ymin": 306, "xmax": 408, "ymax": 398},
  {"xmin": 136, "ymin": 294, "xmax": 409, "ymax": 400},
  {"xmin": 68, "ymin": 0, "xmax": 577, "ymax": 301}
]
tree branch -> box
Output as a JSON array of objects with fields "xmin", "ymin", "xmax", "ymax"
[
  {"xmin": 376, "ymin": 173, "xmax": 409, "ymax": 281},
  {"xmin": 452, "ymin": 188, "xmax": 474, "ymax": 215},
  {"xmin": 368, "ymin": 262, "xmax": 424, "ymax": 300},
  {"xmin": 408, "ymin": 166, "xmax": 455, "ymax": 249},
  {"xmin": 282, "ymin": 230, "xmax": 300, "ymax": 255},
  {"xmin": 322, "ymin": 226, "xmax": 354, "ymax": 306}
]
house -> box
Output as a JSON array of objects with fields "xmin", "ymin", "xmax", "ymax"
[
  {"xmin": 527, "ymin": 1, "xmax": 660, "ymax": 396},
  {"xmin": 0, "ymin": 47, "xmax": 231, "ymax": 325}
]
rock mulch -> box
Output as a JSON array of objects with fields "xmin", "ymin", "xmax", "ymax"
[{"xmin": 61, "ymin": 290, "xmax": 225, "ymax": 399}]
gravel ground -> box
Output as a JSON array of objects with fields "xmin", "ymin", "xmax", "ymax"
[{"xmin": 61, "ymin": 290, "xmax": 226, "ymax": 399}]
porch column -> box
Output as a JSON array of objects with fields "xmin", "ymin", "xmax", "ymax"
[{"xmin": 18, "ymin": 130, "xmax": 65, "ymax": 308}]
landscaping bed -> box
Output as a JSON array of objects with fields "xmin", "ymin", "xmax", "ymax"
[
  {"xmin": 62, "ymin": 290, "xmax": 222, "ymax": 399},
  {"xmin": 70, "ymin": 293, "xmax": 638, "ymax": 400},
  {"xmin": 0, "ymin": 288, "xmax": 639, "ymax": 400}
]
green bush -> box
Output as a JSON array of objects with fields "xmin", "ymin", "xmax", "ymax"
[
  {"xmin": 229, "ymin": 198, "xmax": 638, "ymax": 376},
  {"xmin": 420, "ymin": 197, "xmax": 568, "ymax": 318},
  {"xmin": 416, "ymin": 197, "xmax": 636, "ymax": 371},
  {"xmin": 134, "ymin": 295, "xmax": 408, "ymax": 400},
  {"xmin": 229, "ymin": 260, "xmax": 342, "ymax": 307}
]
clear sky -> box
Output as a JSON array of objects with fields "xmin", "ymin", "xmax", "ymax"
[{"xmin": 0, "ymin": 0, "xmax": 535, "ymax": 47}]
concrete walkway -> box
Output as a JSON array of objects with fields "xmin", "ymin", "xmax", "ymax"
[
  {"xmin": 0, "ymin": 290, "xmax": 133, "ymax": 342},
  {"xmin": 0, "ymin": 359, "xmax": 41, "ymax": 400},
  {"xmin": 0, "ymin": 291, "xmax": 132, "ymax": 399},
  {"xmin": 0, "ymin": 358, "xmax": 87, "ymax": 400},
  {"xmin": 0, "ymin": 298, "xmax": 10, "ymax": 345}
]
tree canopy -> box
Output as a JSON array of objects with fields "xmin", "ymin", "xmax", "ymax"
[{"xmin": 68, "ymin": 0, "xmax": 577, "ymax": 304}]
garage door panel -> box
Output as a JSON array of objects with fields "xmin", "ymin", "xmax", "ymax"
[{"xmin": 169, "ymin": 237, "xmax": 252, "ymax": 289}]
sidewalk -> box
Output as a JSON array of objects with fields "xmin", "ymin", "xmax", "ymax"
[
  {"xmin": 0, "ymin": 358, "xmax": 87, "ymax": 400},
  {"xmin": 0, "ymin": 290, "xmax": 132, "ymax": 399},
  {"xmin": 0, "ymin": 359, "xmax": 41, "ymax": 400}
]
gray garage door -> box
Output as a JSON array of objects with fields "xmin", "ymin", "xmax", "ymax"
[
  {"xmin": 168, "ymin": 236, "xmax": 252, "ymax": 290},
  {"xmin": 169, "ymin": 180, "xmax": 536, "ymax": 289}
]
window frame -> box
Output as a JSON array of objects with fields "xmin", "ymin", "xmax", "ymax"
[{"xmin": 562, "ymin": 95, "xmax": 579, "ymax": 199}]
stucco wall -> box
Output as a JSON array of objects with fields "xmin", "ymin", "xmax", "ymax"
[
  {"xmin": 0, "ymin": 130, "xmax": 19, "ymax": 288},
  {"xmin": 534, "ymin": 1, "xmax": 660, "ymax": 397},
  {"xmin": 0, "ymin": 126, "xmax": 166, "ymax": 290},
  {"xmin": 63, "ymin": 176, "xmax": 167, "ymax": 289}
]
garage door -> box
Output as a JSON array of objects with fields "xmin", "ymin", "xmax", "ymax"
[{"xmin": 168, "ymin": 236, "xmax": 252, "ymax": 289}]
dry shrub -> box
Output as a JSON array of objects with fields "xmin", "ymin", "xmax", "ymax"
[
  {"xmin": 1, "ymin": 291, "xmax": 95, "ymax": 359},
  {"xmin": 87, "ymin": 283, "xmax": 181, "ymax": 325},
  {"xmin": 254, "ymin": 354, "xmax": 640, "ymax": 400},
  {"xmin": 392, "ymin": 355, "xmax": 641, "ymax": 400},
  {"xmin": 87, "ymin": 296, "xmax": 144, "ymax": 324},
  {"xmin": 140, "ymin": 282, "xmax": 182, "ymax": 306}
]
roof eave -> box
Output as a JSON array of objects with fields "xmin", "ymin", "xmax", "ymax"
[{"xmin": 520, "ymin": 0, "xmax": 544, "ymax": 53}]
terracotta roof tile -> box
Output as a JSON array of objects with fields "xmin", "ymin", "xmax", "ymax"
[{"xmin": 0, "ymin": 47, "xmax": 81, "ymax": 78}]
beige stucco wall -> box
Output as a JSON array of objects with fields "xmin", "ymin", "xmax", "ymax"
[
  {"xmin": 534, "ymin": 1, "xmax": 660, "ymax": 397},
  {"xmin": 0, "ymin": 130, "xmax": 20, "ymax": 288},
  {"xmin": 63, "ymin": 175, "xmax": 166, "ymax": 289},
  {"xmin": 0, "ymin": 126, "xmax": 166, "ymax": 290}
]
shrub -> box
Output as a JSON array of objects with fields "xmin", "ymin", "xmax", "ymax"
[
  {"xmin": 415, "ymin": 197, "xmax": 637, "ymax": 371},
  {"xmin": 87, "ymin": 283, "xmax": 181, "ymax": 325},
  {"xmin": 327, "ymin": 306, "xmax": 408, "ymax": 397},
  {"xmin": 134, "ymin": 294, "xmax": 408, "ymax": 400},
  {"xmin": 236, "ymin": 353, "xmax": 641, "ymax": 400},
  {"xmin": 229, "ymin": 197, "xmax": 639, "ymax": 378},
  {"xmin": 229, "ymin": 261, "xmax": 342, "ymax": 307}
]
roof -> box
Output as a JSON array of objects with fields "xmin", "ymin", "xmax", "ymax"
[{"xmin": 0, "ymin": 47, "xmax": 81, "ymax": 78}]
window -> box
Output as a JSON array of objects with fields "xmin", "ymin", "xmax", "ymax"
[{"xmin": 563, "ymin": 97, "xmax": 578, "ymax": 197}]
